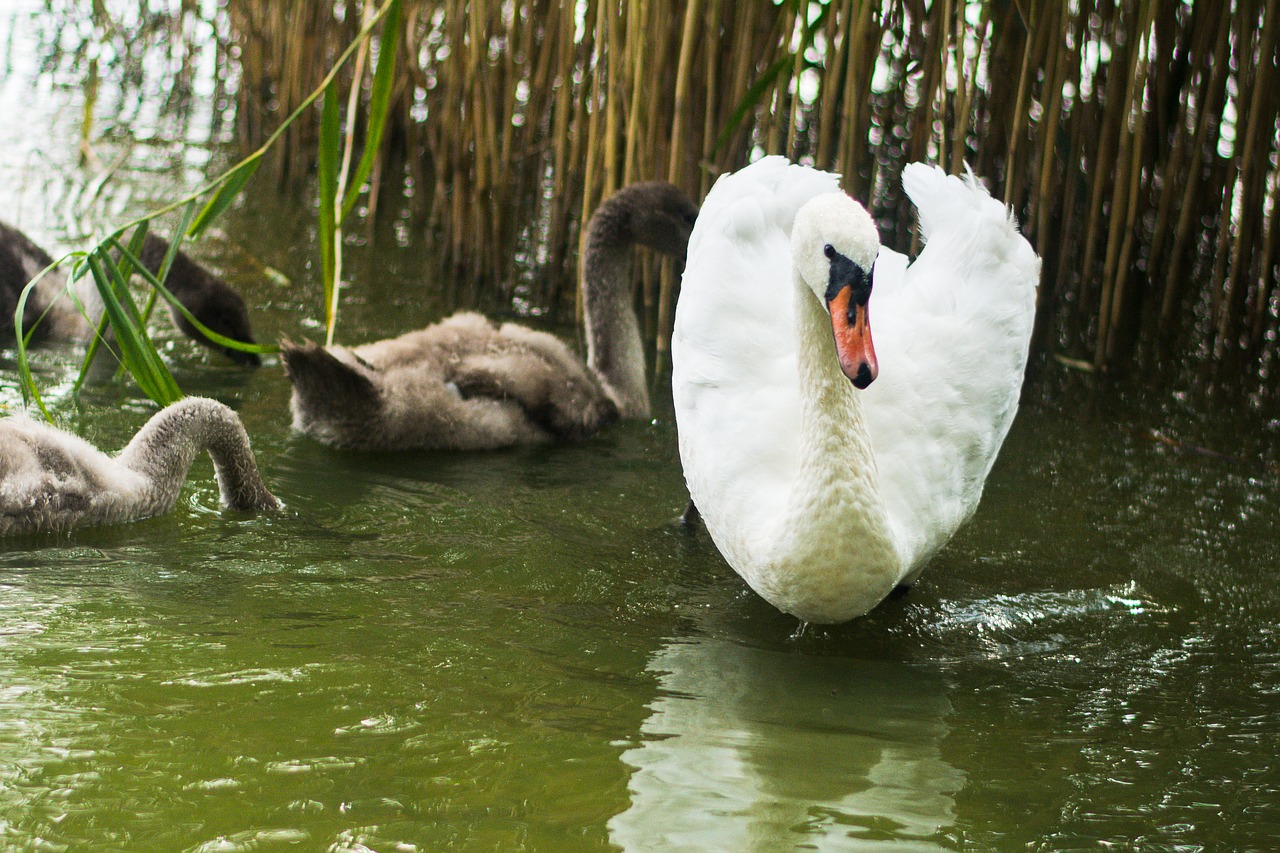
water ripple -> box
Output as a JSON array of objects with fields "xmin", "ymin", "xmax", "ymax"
[
  {"xmin": 161, "ymin": 666, "xmax": 320, "ymax": 688},
  {"xmin": 185, "ymin": 828, "xmax": 309, "ymax": 852}
]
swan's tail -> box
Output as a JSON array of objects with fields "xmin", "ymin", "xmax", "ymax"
[{"xmin": 280, "ymin": 340, "xmax": 380, "ymax": 440}]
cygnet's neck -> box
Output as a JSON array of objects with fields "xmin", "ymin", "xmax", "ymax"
[
  {"xmin": 582, "ymin": 204, "xmax": 650, "ymax": 420},
  {"xmin": 137, "ymin": 234, "xmax": 197, "ymax": 297},
  {"xmin": 117, "ymin": 397, "xmax": 279, "ymax": 512},
  {"xmin": 766, "ymin": 279, "xmax": 900, "ymax": 623}
]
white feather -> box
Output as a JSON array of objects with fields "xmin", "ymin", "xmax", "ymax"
[{"xmin": 672, "ymin": 157, "xmax": 1039, "ymax": 623}]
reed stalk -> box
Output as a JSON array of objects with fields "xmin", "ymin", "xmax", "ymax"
[{"xmin": 39, "ymin": 0, "xmax": 1279, "ymax": 403}]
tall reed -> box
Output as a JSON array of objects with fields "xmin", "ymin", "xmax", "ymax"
[{"xmin": 220, "ymin": 1, "xmax": 1280, "ymax": 399}]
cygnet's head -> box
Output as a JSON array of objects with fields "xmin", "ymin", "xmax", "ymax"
[
  {"xmin": 172, "ymin": 283, "xmax": 261, "ymax": 367},
  {"xmin": 136, "ymin": 233, "xmax": 261, "ymax": 367},
  {"xmin": 615, "ymin": 181, "xmax": 700, "ymax": 260},
  {"xmin": 791, "ymin": 192, "xmax": 881, "ymax": 389}
]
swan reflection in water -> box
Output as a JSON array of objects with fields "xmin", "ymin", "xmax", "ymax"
[{"xmin": 609, "ymin": 633, "xmax": 963, "ymax": 851}]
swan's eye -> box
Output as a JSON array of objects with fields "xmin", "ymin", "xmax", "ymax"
[{"xmin": 823, "ymin": 244, "xmax": 836, "ymax": 259}]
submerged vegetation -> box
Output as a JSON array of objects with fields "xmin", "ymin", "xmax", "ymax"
[{"xmin": 10, "ymin": 0, "xmax": 1280, "ymax": 406}]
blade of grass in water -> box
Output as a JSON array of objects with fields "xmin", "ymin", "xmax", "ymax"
[
  {"xmin": 13, "ymin": 257, "xmax": 78, "ymax": 418},
  {"xmin": 189, "ymin": 155, "xmax": 261, "ymax": 240},
  {"xmin": 86, "ymin": 247, "xmax": 183, "ymax": 406},
  {"xmin": 125, "ymin": 200, "xmax": 194, "ymax": 337},
  {"xmin": 16, "ymin": 1, "xmax": 401, "ymax": 413},
  {"xmin": 80, "ymin": 221, "xmax": 150, "ymax": 386},
  {"xmin": 340, "ymin": 0, "xmax": 402, "ymax": 223},
  {"xmin": 319, "ymin": 79, "xmax": 342, "ymax": 345},
  {"xmin": 111, "ymin": 238, "xmax": 276, "ymax": 359}
]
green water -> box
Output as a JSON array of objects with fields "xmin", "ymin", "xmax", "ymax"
[{"xmin": 3, "ymin": 3, "xmax": 1280, "ymax": 850}]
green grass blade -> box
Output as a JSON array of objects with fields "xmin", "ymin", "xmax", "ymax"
[
  {"xmin": 77, "ymin": 221, "xmax": 150, "ymax": 386},
  {"xmin": 13, "ymin": 262, "xmax": 69, "ymax": 419},
  {"xmin": 110, "ymin": 238, "xmax": 278, "ymax": 358},
  {"xmin": 118, "ymin": 220, "xmax": 150, "ymax": 281},
  {"xmin": 340, "ymin": 0, "xmax": 402, "ymax": 223},
  {"xmin": 86, "ymin": 248, "xmax": 183, "ymax": 405},
  {"xmin": 72, "ymin": 258, "xmax": 117, "ymax": 394},
  {"xmin": 189, "ymin": 155, "xmax": 261, "ymax": 240},
  {"xmin": 708, "ymin": 3, "xmax": 829, "ymax": 161},
  {"xmin": 160, "ymin": 199, "xmax": 201, "ymax": 280},
  {"xmin": 123, "ymin": 200, "xmax": 278, "ymax": 361},
  {"xmin": 709, "ymin": 55, "xmax": 792, "ymax": 159},
  {"xmin": 318, "ymin": 78, "xmax": 341, "ymax": 342}
]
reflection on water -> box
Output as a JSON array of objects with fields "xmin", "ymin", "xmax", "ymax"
[
  {"xmin": 610, "ymin": 634, "xmax": 962, "ymax": 851},
  {"xmin": 0, "ymin": 0, "xmax": 230, "ymax": 245}
]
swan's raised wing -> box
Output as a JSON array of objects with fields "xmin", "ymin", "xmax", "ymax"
[
  {"xmin": 673, "ymin": 157, "xmax": 840, "ymax": 567},
  {"xmin": 862, "ymin": 165, "xmax": 1040, "ymax": 578}
]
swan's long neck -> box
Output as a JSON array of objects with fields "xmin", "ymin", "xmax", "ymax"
[
  {"xmin": 765, "ymin": 278, "xmax": 901, "ymax": 622},
  {"xmin": 116, "ymin": 397, "xmax": 279, "ymax": 512},
  {"xmin": 582, "ymin": 210, "xmax": 650, "ymax": 419}
]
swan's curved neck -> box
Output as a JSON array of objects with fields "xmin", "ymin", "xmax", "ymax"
[
  {"xmin": 582, "ymin": 208, "xmax": 650, "ymax": 419},
  {"xmin": 765, "ymin": 278, "xmax": 900, "ymax": 620},
  {"xmin": 117, "ymin": 398, "xmax": 279, "ymax": 511}
]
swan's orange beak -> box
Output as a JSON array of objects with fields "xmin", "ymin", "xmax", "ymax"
[{"xmin": 828, "ymin": 284, "xmax": 878, "ymax": 389}]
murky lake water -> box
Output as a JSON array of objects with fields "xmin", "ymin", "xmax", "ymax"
[{"xmin": 3, "ymin": 3, "xmax": 1279, "ymax": 850}]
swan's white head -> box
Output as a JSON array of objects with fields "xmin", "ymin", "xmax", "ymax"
[{"xmin": 792, "ymin": 192, "xmax": 881, "ymax": 389}]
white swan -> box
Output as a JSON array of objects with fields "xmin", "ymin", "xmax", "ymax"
[
  {"xmin": 0, "ymin": 221, "xmax": 262, "ymax": 366},
  {"xmin": 672, "ymin": 157, "xmax": 1039, "ymax": 624},
  {"xmin": 282, "ymin": 181, "xmax": 698, "ymax": 451},
  {"xmin": 1, "ymin": 397, "xmax": 281, "ymax": 536}
]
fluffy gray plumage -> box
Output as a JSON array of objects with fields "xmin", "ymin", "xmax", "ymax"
[
  {"xmin": 0, "ymin": 222, "xmax": 261, "ymax": 366},
  {"xmin": 0, "ymin": 397, "xmax": 280, "ymax": 536},
  {"xmin": 283, "ymin": 181, "xmax": 698, "ymax": 451}
]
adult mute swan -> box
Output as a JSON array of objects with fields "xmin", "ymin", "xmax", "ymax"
[
  {"xmin": 0, "ymin": 222, "xmax": 262, "ymax": 366},
  {"xmin": 672, "ymin": 157, "xmax": 1039, "ymax": 624},
  {"xmin": 0, "ymin": 397, "xmax": 281, "ymax": 536},
  {"xmin": 282, "ymin": 180, "xmax": 698, "ymax": 451}
]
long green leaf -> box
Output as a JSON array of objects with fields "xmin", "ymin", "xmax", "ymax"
[
  {"xmin": 189, "ymin": 155, "xmax": 261, "ymax": 240},
  {"xmin": 82, "ymin": 220, "xmax": 151, "ymax": 386},
  {"xmin": 708, "ymin": 3, "xmax": 831, "ymax": 161},
  {"xmin": 340, "ymin": 0, "xmax": 402, "ymax": 223},
  {"xmin": 12, "ymin": 259, "xmax": 73, "ymax": 419},
  {"xmin": 709, "ymin": 55, "xmax": 792, "ymax": 160},
  {"xmin": 137, "ymin": 201, "xmax": 277, "ymax": 358},
  {"xmin": 87, "ymin": 249, "xmax": 183, "ymax": 405},
  {"xmin": 18, "ymin": 1, "xmax": 401, "ymax": 411},
  {"xmin": 111, "ymin": 238, "xmax": 278, "ymax": 358},
  {"xmin": 318, "ymin": 78, "xmax": 342, "ymax": 341},
  {"xmin": 131, "ymin": 201, "xmax": 193, "ymax": 337},
  {"xmin": 77, "ymin": 270, "xmax": 119, "ymax": 394}
]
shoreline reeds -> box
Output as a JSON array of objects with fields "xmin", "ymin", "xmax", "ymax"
[{"xmin": 32, "ymin": 1, "xmax": 1280, "ymax": 402}]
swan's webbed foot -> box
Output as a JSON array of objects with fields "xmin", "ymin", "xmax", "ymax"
[{"xmin": 678, "ymin": 499, "xmax": 701, "ymax": 528}]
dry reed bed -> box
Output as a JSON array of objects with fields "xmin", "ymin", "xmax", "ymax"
[{"xmin": 224, "ymin": 0, "xmax": 1278, "ymax": 397}]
